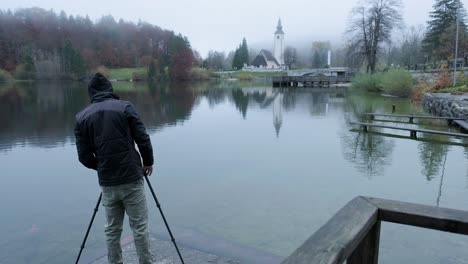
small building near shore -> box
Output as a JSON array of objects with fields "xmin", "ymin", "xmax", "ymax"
[{"xmin": 251, "ymin": 49, "xmax": 281, "ymax": 69}]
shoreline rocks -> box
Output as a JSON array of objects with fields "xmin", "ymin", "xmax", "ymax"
[{"xmin": 423, "ymin": 93, "xmax": 468, "ymax": 118}]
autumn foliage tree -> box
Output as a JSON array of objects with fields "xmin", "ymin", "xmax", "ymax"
[{"xmin": 0, "ymin": 7, "xmax": 195, "ymax": 80}]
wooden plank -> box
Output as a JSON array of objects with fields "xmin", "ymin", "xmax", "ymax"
[
  {"xmin": 281, "ymin": 197, "xmax": 378, "ymax": 264},
  {"xmin": 363, "ymin": 197, "xmax": 468, "ymax": 235},
  {"xmin": 363, "ymin": 113, "xmax": 467, "ymax": 120},
  {"xmin": 350, "ymin": 121, "xmax": 468, "ymax": 138},
  {"xmin": 453, "ymin": 119, "xmax": 468, "ymax": 131},
  {"xmin": 348, "ymin": 221, "xmax": 381, "ymax": 264},
  {"xmin": 350, "ymin": 128, "xmax": 468, "ymax": 147}
]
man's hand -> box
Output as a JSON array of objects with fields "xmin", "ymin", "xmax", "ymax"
[{"xmin": 143, "ymin": 166, "xmax": 153, "ymax": 176}]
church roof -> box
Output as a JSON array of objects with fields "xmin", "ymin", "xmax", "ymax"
[
  {"xmin": 275, "ymin": 18, "xmax": 284, "ymax": 35},
  {"xmin": 252, "ymin": 49, "xmax": 280, "ymax": 67}
]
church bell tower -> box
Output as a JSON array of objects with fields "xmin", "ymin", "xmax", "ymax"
[{"xmin": 273, "ymin": 18, "xmax": 285, "ymax": 67}]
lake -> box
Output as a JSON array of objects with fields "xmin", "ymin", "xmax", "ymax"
[{"xmin": 0, "ymin": 80, "xmax": 468, "ymax": 264}]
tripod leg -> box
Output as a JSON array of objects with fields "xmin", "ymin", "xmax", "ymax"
[
  {"xmin": 144, "ymin": 176, "xmax": 185, "ymax": 264},
  {"xmin": 75, "ymin": 193, "xmax": 102, "ymax": 264}
]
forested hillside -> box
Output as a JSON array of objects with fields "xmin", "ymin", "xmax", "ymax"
[{"xmin": 0, "ymin": 8, "xmax": 194, "ymax": 80}]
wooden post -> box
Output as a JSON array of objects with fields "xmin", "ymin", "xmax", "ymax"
[
  {"xmin": 410, "ymin": 131, "xmax": 417, "ymax": 138},
  {"xmin": 409, "ymin": 117, "xmax": 414, "ymax": 124},
  {"xmin": 348, "ymin": 221, "xmax": 381, "ymax": 264},
  {"xmin": 392, "ymin": 104, "xmax": 396, "ymax": 113},
  {"xmin": 363, "ymin": 125, "xmax": 368, "ymax": 132}
]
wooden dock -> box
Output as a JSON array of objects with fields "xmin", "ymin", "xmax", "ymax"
[
  {"xmin": 363, "ymin": 113, "xmax": 468, "ymax": 124},
  {"xmin": 272, "ymin": 76, "xmax": 352, "ymax": 87},
  {"xmin": 282, "ymin": 196, "xmax": 468, "ymax": 264},
  {"xmin": 350, "ymin": 121, "xmax": 468, "ymax": 139},
  {"xmin": 453, "ymin": 119, "xmax": 468, "ymax": 131}
]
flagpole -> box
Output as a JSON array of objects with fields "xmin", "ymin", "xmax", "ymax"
[{"xmin": 453, "ymin": 0, "xmax": 460, "ymax": 85}]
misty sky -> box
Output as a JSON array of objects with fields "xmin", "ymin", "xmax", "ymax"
[{"xmin": 1, "ymin": 0, "xmax": 444, "ymax": 57}]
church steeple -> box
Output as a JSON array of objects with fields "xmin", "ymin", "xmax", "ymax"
[
  {"xmin": 273, "ymin": 93, "xmax": 283, "ymax": 138},
  {"xmin": 273, "ymin": 18, "xmax": 285, "ymax": 67},
  {"xmin": 275, "ymin": 18, "xmax": 284, "ymax": 35}
]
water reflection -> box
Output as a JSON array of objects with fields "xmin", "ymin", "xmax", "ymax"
[
  {"xmin": 341, "ymin": 130, "xmax": 395, "ymax": 178},
  {"xmin": 418, "ymin": 141, "xmax": 449, "ymax": 181},
  {"xmin": 0, "ymin": 82, "xmax": 353, "ymax": 151},
  {"xmin": 1, "ymin": 81, "xmax": 465, "ymax": 184},
  {"xmin": 1, "ymin": 81, "xmax": 468, "ymax": 263}
]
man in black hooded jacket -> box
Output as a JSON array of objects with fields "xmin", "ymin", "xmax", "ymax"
[{"xmin": 75, "ymin": 73, "xmax": 154, "ymax": 264}]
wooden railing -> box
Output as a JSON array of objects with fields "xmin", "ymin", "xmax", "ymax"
[
  {"xmin": 281, "ymin": 196, "xmax": 468, "ymax": 264},
  {"xmin": 349, "ymin": 121, "xmax": 468, "ymax": 139}
]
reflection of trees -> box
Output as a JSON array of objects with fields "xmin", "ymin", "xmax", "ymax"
[
  {"xmin": 124, "ymin": 81, "xmax": 196, "ymax": 129},
  {"xmin": 341, "ymin": 90, "xmax": 397, "ymax": 178},
  {"xmin": 0, "ymin": 81, "xmax": 198, "ymax": 151},
  {"xmin": 281, "ymin": 90, "xmax": 296, "ymax": 111},
  {"xmin": 0, "ymin": 82, "xmax": 88, "ymax": 150},
  {"xmin": 251, "ymin": 91, "xmax": 266, "ymax": 105},
  {"xmin": 343, "ymin": 91, "xmax": 420, "ymax": 122},
  {"xmin": 341, "ymin": 130, "xmax": 395, "ymax": 178},
  {"xmin": 465, "ymin": 145, "xmax": 468, "ymax": 189},
  {"xmin": 418, "ymin": 141, "xmax": 449, "ymax": 181},
  {"xmin": 308, "ymin": 92, "xmax": 329, "ymax": 116},
  {"xmin": 231, "ymin": 89, "xmax": 249, "ymax": 119},
  {"xmin": 202, "ymin": 88, "xmax": 227, "ymax": 107}
]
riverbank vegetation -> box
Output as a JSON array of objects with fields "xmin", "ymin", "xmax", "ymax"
[
  {"xmin": 352, "ymin": 70, "xmax": 415, "ymax": 97},
  {"xmin": 411, "ymin": 69, "xmax": 468, "ymax": 100},
  {"xmin": 353, "ymin": 68, "xmax": 468, "ymax": 100},
  {"xmin": 0, "ymin": 69, "xmax": 13, "ymax": 83}
]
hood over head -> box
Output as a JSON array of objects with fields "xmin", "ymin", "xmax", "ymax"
[{"xmin": 88, "ymin": 73, "xmax": 114, "ymax": 99}]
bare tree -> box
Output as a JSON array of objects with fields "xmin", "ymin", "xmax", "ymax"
[
  {"xmin": 311, "ymin": 41, "xmax": 331, "ymax": 68},
  {"xmin": 284, "ymin": 46, "xmax": 297, "ymax": 69},
  {"xmin": 346, "ymin": 0, "xmax": 403, "ymax": 73},
  {"xmin": 399, "ymin": 25, "xmax": 426, "ymax": 67},
  {"xmin": 204, "ymin": 50, "xmax": 225, "ymax": 70}
]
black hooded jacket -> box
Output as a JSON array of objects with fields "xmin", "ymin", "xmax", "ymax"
[{"xmin": 74, "ymin": 73, "xmax": 153, "ymax": 186}]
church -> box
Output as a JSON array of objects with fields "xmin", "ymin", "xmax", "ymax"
[{"xmin": 251, "ymin": 19, "xmax": 285, "ymax": 70}]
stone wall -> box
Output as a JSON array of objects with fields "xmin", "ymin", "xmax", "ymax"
[{"xmin": 423, "ymin": 93, "xmax": 468, "ymax": 118}]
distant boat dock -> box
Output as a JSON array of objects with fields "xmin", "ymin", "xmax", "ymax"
[{"xmin": 272, "ymin": 67, "xmax": 354, "ymax": 87}]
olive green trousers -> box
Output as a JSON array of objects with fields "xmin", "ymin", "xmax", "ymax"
[{"xmin": 101, "ymin": 178, "xmax": 153, "ymax": 264}]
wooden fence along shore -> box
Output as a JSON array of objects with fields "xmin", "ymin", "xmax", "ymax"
[
  {"xmin": 351, "ymin": 113, "xmax": 468, "ymax": 139},
  {"xmin": 282, "ymin": 196, "xmax": 468, "ymax": 264},
  {"xmin": 272, "ymin": 76, "xmax": 352, "ymax": 87}
]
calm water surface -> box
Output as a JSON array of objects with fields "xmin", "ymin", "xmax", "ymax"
[{"xmin": 1, "ymin": 81, "xmax": 468, "ymax": 264}]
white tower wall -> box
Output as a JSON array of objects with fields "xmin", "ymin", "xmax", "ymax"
[{"xmin": 273, "ymin": 19, "xmax": 285, "ymax": 67}]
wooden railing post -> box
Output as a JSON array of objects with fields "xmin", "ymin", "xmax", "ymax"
[
  {"xmin": 282, "ymin": 196, "xmax": 468, "ymax": 264},
  {"xmin": 348, "ymin": 221, "xmax": 381, "ymax": 264}
]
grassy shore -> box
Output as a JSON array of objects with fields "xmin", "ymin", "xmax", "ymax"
[
  {"xmin": 438, "ymin": 85, "xmax": 468, "ymax": 94},
  {"xmin": 108, "ymin": 67, "xmax": 146, "ymax": 80},
  {"xmin": 351, "ymin": 70, "xmax": 415, "ymax": 97},
  {"xmin": 220, "ymin": 71, "xmax": 286, "ymax": 80}
]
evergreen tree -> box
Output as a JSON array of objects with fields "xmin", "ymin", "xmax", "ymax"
[
  {"xmin": 147, "ymin": 56, "xmax": 157, "ymax": 82},
  {"xmin": 231, "ymin": 38, "xmax": 249, "ymax": 70},
  {"xmin": 61, "ymin": 40, "xmax": 86, "ymax": 79},
  {"xmin": 312, "ymin": 50, "xmax": 324, "ymax": 68},
  {"xmin": 232, "ymin": 46, "xmax": 241, "ymax": 70},
  {"xmin": 240, "ymin": 38, "xmax": 249, "ymax": 66},
  {"xmin": 423, "ymin": 0, "xmax": 467, "ymax": 60},
  {"xmin": 17, "ymin": 47, "xmax": 36, "ymax": 80}
]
